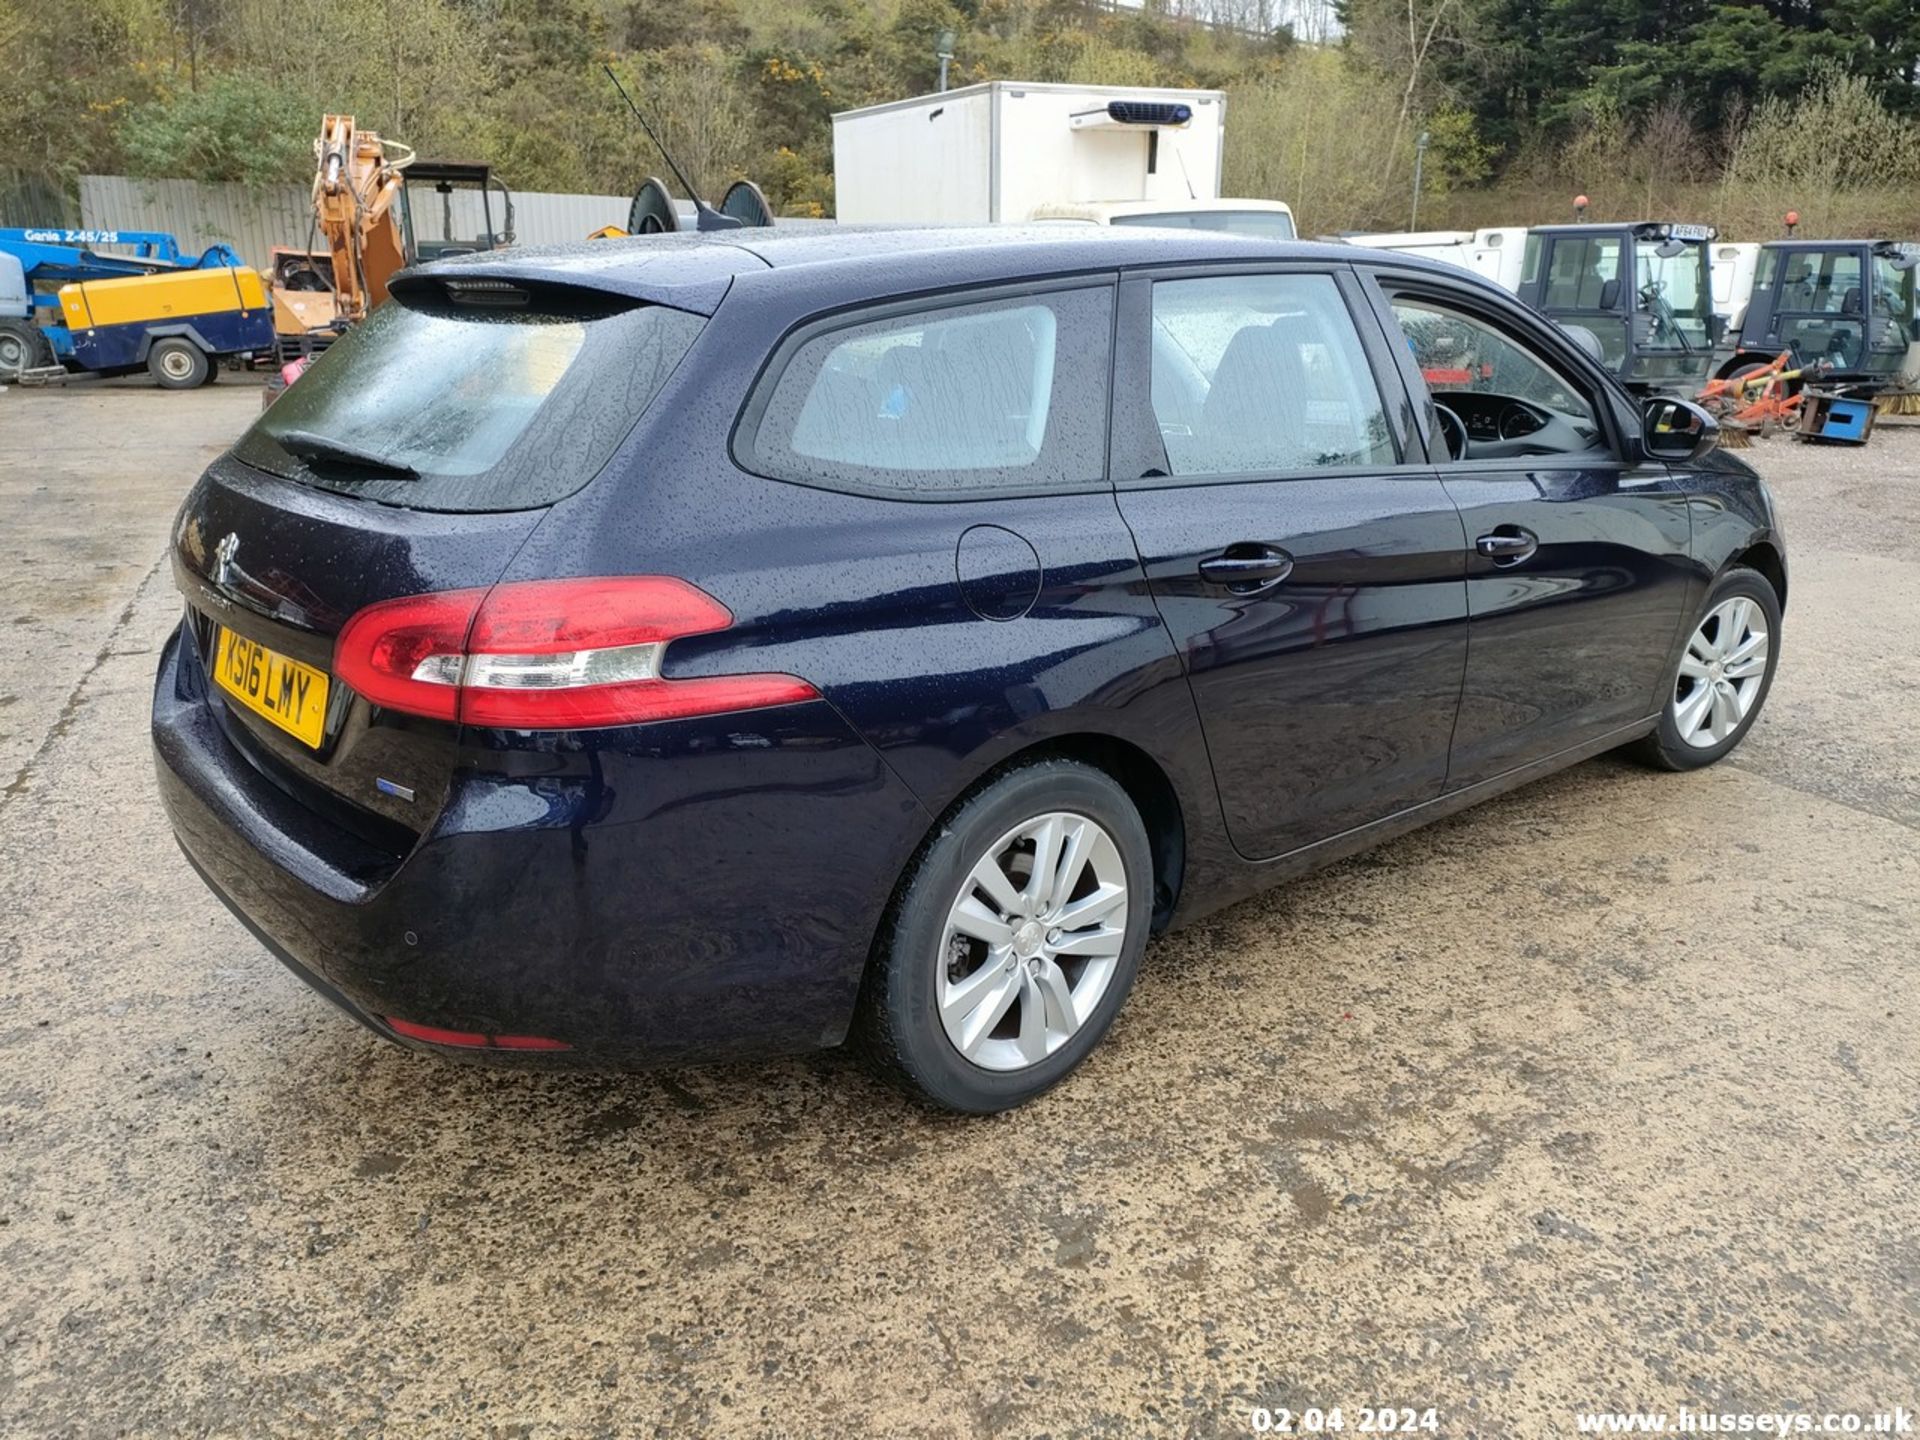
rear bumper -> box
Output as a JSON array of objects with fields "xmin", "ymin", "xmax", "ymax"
[{"xmin": 152, "ymin": 619, "xmax": 931, "ymax": 1065}]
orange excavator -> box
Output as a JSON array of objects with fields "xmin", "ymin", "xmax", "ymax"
[
  {"xmin": 265, "ymin": 115, "xmax": 413, "ymax": 370},
  {"xmin": 313, "ymin": 113, "xmax": 413, "ymax": 324},
  {"xmin": 267, "ymin": 116, "xmax": 512, "ymax": 387}
]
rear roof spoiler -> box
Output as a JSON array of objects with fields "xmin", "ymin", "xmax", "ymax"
[{"xmin": 401, "ymin": 240, "xmax": 770, "ymax": 316}]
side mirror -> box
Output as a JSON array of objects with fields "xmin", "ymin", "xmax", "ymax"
[
  {"xmin": 1841, "ymin": 287, "xmax": 1863, "ymax": 317},
  {"xmin": 1598, "ymin": 278, "xmax": 1622, "ymax": 310},
  {"xmin": 1642, "ymin": 396, "xmax": 1719, "ymax": 462},
  {"xmin": 1559, "ymin": 322, "xmax": 1605, "ymax": 362},
  {"xmin": 1707, "ymin": 313, "xmax": 1727, "ymax": 344}
]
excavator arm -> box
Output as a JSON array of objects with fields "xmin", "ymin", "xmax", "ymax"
[{"xmin": 312, "ymin": 114, "xmax": 414, "ymax": 323}]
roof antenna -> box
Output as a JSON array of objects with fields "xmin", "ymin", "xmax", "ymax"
[
  {"xmin": 604, "ymin": 63, "xmax": 741, "ymax": 231},
  {"xmin": 1172, "ymin": 139, "xmax": 1197, "ymax": 201}
]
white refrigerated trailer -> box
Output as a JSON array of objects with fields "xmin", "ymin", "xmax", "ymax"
[{"xmin": 832, "ymin": 81, "xmax": 1229, "ymax": 225}]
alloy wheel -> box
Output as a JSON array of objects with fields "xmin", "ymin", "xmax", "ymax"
[
  {"xmin": 1672, "ymin": 595, "xmax": 1769, "ymax": 749},
  {"xmin": 937, "ymin": 811, "xmax": 1129, "ymax": 1072}
]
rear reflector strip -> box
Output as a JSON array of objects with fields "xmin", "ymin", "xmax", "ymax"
[{"xmin": 386, "ymin": 1016, "xmax": 571, "ymax": 1051}]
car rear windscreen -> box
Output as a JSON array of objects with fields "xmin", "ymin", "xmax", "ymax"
[{"xmin": 234, "ymin": 289, "xmax": 705, "ymax": 513}]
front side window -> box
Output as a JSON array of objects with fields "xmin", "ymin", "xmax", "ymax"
[
  {"xmin": 747, "ymin": 287, "xmax": 1111, "ymax": 495},
  {"xmin": 1390, "ymin": 297, "xmax": 1606, "ymax": 460},
  {"xmin": 1147, "ymin": 273, "xmax": 1395, "ymax": 477}
]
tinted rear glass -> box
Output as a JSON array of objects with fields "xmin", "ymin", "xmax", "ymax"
[{"xmin": 234, "ymin": 292, "xmax": 703, "ymax": 512}]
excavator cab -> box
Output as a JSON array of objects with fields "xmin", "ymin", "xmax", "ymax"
[{"xmin": 399, "ymin": 163, "xmax": 515, "ymax": 262}]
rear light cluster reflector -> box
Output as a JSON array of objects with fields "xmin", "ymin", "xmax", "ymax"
[
  {"xmin": 386, "ymin": 1017, "xmax": 570, "ymax": 1051},
  {"xmin": 333, "ymin": 576, "xmax": 817, "ymax": 729}
]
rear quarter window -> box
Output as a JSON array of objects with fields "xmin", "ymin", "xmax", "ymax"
[
  {"xmin": 234, "ymin": 289, "xmax": 704, "ymax": 513},
  {"xmin": 739, "ymin": 285, "xmax": 1113, "ymax": 497}
]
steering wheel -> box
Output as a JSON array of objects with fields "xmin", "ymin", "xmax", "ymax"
[{"xmin": 1432, "ymin": 400, "xmax": 1469, "ymax": 460}]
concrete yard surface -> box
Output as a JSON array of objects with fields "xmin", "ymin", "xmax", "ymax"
[{"xmin": 1, "ymin": 381, "xmax": 1915, "ymax": 1438}]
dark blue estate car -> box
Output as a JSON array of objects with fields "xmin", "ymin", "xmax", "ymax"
[{"xmin": 153, "ymin": 226, "xmax": 1785, "ymax": 1112}]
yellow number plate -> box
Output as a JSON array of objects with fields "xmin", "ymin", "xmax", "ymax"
[{"xmin": 213, "ymin": 629, "xmax": 330, "ymax": 749}]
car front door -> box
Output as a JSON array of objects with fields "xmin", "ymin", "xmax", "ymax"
[
  {"xmin": 1110, "ymin": 266, "xmax": 1470, "ymax": 862},
  {"xmin": 1361, "ymin": 271, "xmax": 1693, "ymax": 789}
]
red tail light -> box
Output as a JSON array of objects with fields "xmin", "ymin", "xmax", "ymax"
[{"xmin": 334, "ymin": 577, "xmax": 817, "ymax": 729}]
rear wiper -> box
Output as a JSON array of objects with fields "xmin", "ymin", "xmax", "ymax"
[{"xmin": 274, "ymin": 429, "xmax": 419, "ymax": 480}]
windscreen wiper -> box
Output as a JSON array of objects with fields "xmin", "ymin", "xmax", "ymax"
[{"xmin": 274, "ymin": 429, "xmax": 419, "ymax": 479}]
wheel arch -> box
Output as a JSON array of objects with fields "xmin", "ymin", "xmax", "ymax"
[
  {"xmin": 903, "ymin": 733, "xmax": 1189, "ymax": 935},
  {"xmin": 135, "ymin": 324, "xmax": 216, "ymax": 362},
  {"xmin": 1725, "ymin": 539, "xmax": 1787, "ymax": 610}
]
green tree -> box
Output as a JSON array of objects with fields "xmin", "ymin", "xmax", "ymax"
[{"xmin": 120, "ymin": 70, "xmax": 309, "ymax": 184}]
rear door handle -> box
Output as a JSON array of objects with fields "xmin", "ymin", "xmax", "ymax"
[
  {"xmin": 1198, "ymin": 544, "xmax": 1295, "ymax": 593},
  {"xmin": 1475, "ymin": 527, "xmax": 1538, "ymax": 564}
]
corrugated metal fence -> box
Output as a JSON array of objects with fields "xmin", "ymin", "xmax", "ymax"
[{"xmin": 75, "ymin": 175, "xmax": 630, "ymax": 269}]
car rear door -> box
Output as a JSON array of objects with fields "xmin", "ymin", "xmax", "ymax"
[
  {"xmin": 1109, "ymin": 265, "xmax": 1470, "ymax": 862},
  {"xmin": 1358, "ymin": 268, "xmax": 1693, "ymax": 789}
]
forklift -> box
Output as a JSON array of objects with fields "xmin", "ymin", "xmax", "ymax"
[{"xmin": 1515, "ymin": 221, "xmax": 1722, "ymax": 394}]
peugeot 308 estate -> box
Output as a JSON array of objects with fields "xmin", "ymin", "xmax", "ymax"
[{"xmin": 153, "ymin": 227, "xmax": 1786, "ymax": 1112}]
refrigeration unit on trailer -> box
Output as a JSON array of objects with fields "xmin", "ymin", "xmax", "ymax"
[{"xmin": 831, "ymin": 81, "xmax": 1231, "ymax": 226}]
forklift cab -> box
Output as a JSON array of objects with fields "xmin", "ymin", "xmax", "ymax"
[
  {"xmin": 399, "ymin": 162, "xmax": 515, "ymax": 263},
  {"xmin": 1736, "ymin": 240, "xmax": 1918, "ymax": 383},
  {"xmin": 1517, "ymin": 222, "xmax": 1719, "ymax": 392}
]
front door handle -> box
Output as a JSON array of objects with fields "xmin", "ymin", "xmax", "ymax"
[
  {"xmin": 1475, "ymin": 527, "xmax": 1539, "ymax": 564},
  {"xmin": 1199, "ymin": 544, "xmax": 1295, "ymax": 594}
]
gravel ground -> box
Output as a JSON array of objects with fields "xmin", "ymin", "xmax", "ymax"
[{"xmin": 1, "ymin": 379, "xmax": 1915, "ymax": 1438}]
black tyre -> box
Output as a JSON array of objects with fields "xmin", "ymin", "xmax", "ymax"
[
  {"xmin": 0, "ymin": 320, "xmax": 50, "ymax": 382},
  {"xmin": 857, "ymin": 759, "xmax": 1154, "ymax": 1113},
  {"xmin": 1629, "ymin": 566, "xmax": 1781, "ymax": 771},
  {"xmin": 147, "ymin": 337, "xmax": 209, "ymax": 390}
]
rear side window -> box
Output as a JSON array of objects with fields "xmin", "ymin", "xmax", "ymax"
[
  {"xmin": 743, "ymin": 286, "xmax": 1112, "ymax": 496},
  {"xmin": 235, "ymin": 291, "xmax": 704, "ymax": 513},
  {"xmin": 1148, "ymin": 272, "xmax": 1395, "ymax": 477}
]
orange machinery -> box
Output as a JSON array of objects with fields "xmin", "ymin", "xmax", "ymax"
[{"xmin": 312, "ymin": 113, "xmax": 413, "ymax": 324}]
